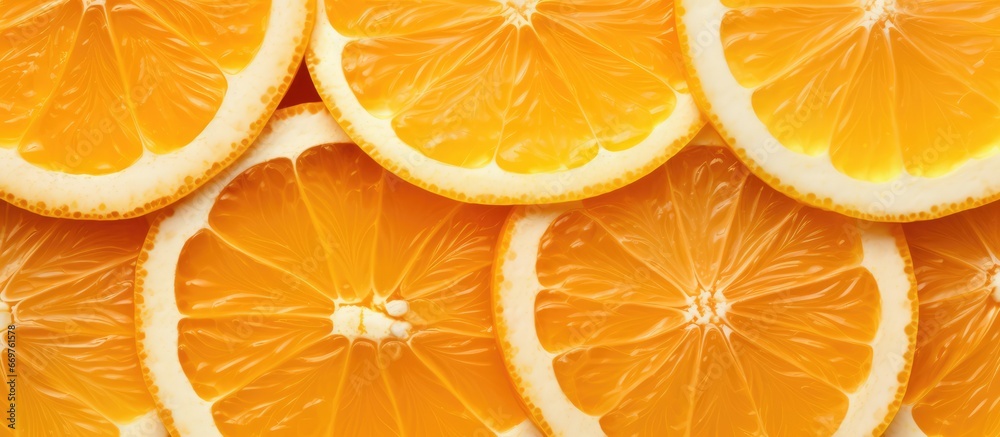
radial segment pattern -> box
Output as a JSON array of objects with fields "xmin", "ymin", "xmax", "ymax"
[
  {"xmin": 174, "ymin": 144, "xmax": 528, "ymax": 435},
  {"xmin": 0, "ymin": 202, "xmax": 156, "ymax": 435},
  {"xmin": 719, "ymin": 0, "xmax": 1000, "ymax": 182},
  {"xmin": 534, "ymin": 147, "xmax": 883, "ymax": 434},
  {"xmin": 328, "ymin": 0, "xmax": 690, "ymax": 173},
  {"xmin": 0, "ymin": 0, "xmax": 270, "ymax": 175},
  {"xmin": 902, "ymin": 201, "xmax": 1000, "ymax": 436}
]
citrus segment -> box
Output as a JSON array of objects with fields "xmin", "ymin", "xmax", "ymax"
[
  {"xmin": 20, "ymin": 5, "xmax": 142, "ymax": 175},
  {"xmin": 495, "ymin": 144, "xmax": 916, "ymax": 436},
  {"xmin": 887, "ymin": 202, "xmax": 1000, "ymax": 436},
  {"xmin": 0, "ymin": 0, "xmax": 80, "ymax": 146},
  {"xmin": 137, "ymin": 104, "xmax": 536, "ymax": 436},
  {"xmin": 109, "ymin": 4, "xmax": 228, "ymax": 154},
  {"xmin": 0, "ymin": 0, "xmax": 312, "ymax": 218},
  {"xmin": 125, "ymin": 0, "xmax": 270, "ymax": 73},
  {"xmin": 213, "ymin": 336, "xmax": 349, "ymax": 437},
  {"xmin": 679, "ymin": 0, "xmax": 1000, "ymax": 220},
  {"xmin": 309, "ymin": 0, "xmax": 703, "ymax": 203},
  {"xmin": 0, "ymin": 202, "xmax": 164, "ymax": 435}
]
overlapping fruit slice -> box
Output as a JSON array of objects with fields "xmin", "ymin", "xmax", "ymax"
[
  {"xmin": 887, "ymin": 202, "xmax": 1000, "ymax": 437},
  {"xmin": 307, "ymin": 0, "xmax": 703, "ymax": 204},
  {"xmin": 0, "ymin": 0, "xmax": 312, "ymax": 218},
  {"xmin": 0, "ymin": 202, "xmax": 163, "ymax": 435},
  {"xmin": 494, "ymin": 143, "xmax": 917, "ymax": 436},
  {"xmin": 678, "ymin": 0, "xmax": 1000, "ymax": 221},
  {"xmin": 136, "ymin": 104, "xmax": 535, "ymax": 436}
]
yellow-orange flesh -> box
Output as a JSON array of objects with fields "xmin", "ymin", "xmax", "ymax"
[
  {"xmin": 0, "ymin": 0, "xmax": 270, "ymax": 175},
  {"xmin": 329, "ymin": 0, "xmax": 689, "ymax": 173},
  {"xmin": 719, "ymin": 1, "xmax": 1000, "ymax": 182},
  {"xmin": 903, "ymin": 202, "xmax": 1000, "ymax": 436},
  {"xmin": 534, "ymin": 147, "xmax": 881, "ymax": 435},
  {"xmin": 174, "ymin": 144, "xmax": 527, "ymax": 435},
  {"xmin": 0, "ymin": 202, "xmax": 153, "ymax": 435}
]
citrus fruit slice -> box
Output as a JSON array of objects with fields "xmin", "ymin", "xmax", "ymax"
[
  {"xmin": 0, "ymin": 0, "xmax": 313, "ymax": 219},
  {"xmin": 493, "ymin": 142, "xmax": 917, "ymax": 436},
  {"xmin": 0, "ymin": 202, "xmax": 164, "ymax": 435},
  {"xmin": 676, "ymin": 1, "xmax": 1000, "ymax": 221},
  {"xmin": 887, "ymin": 202, "xmax": 1000, "ymax": 436},
  {"xmin": 307, "ymin": 0, "xmax": 704, "ymax": 204},
  {"xmin": 136, "ymin": 104, "xmax": 537, "ymax": 436}
]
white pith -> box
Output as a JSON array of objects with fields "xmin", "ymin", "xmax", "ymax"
[
  {"xmin": 884, "ymin": 406, "xmax": 926, "ymax": 436},
  {"xmin": 329, "ymin": 304, "xmax": 412, "ymax": 341},
  {"xmin": 494, "ymin": 154, "xmax": 915, "ymax": 436},
  {"xmin": 137, "ymin": 105, "xmax": 538, "ymax": 436},
  {"xmin": 0, "ymin": 0, "xmax": 312, "ymax": 216},
  {"xmin": 678, "ymin": 0, "xmax": 1000, "ymax": 220},
  {"xmin": 308, "ymin": 0, "xmax": 704, "ymax": 204}
]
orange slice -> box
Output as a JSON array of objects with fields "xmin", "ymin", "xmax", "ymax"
[
  {"xmin": 887, "ymin": 201, "xmax": 1000, "ymax": 436},
  {"xmin": 493, "ymin": 137, "xmax": 917, "ymax": 436},
  {"xmin": 135, "ymin": 104, "xmax": 537, "ymax": 436},
  {"xmin": 677, "ymin": 1, "xmax": 1000, "ymax": 221},
  {"xmin": 306, "ymin": 0, "xmax": 704, "ymax": 204},
  {"xmin": 0, "ymin": 0, "xmax": 313, "ymax": 219},
  {"xmin": 0, "ymin": 202, "xmax": 163, "ymax": 435}
]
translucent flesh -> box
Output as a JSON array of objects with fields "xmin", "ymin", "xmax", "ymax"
[
  {"xmin": 534, "ymin": 147, "xmax": 880, "ymax": 434},
  {"xmin": 903, "ymin": 202, "xmax": 1000, "ymax": 436},
  {"xmin": 0, "ymin": 1, "xmax": 269, "ymax": 175},
  {"xmin": 335, "ymin": 0, "xmax": 687, "ymax": 173},
  {"xmin": 720, "ymin": 2, "xmax": 1000, "ymax": 182},
  {"xmin": 0, "ymin": 202, "xmax": 153, "ymax": 434},
  {"xmin": 175, "ymin": 144, "xmax": 526, "ymax": 435}
]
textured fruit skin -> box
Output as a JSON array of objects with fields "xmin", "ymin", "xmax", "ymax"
[
  {"xmin": 0, "ymin": 0, "xmax": 316, "ymax": 221},
  {"xmin": 674, "ymin": 1, "xmax": 1000, "ymax": 223}
]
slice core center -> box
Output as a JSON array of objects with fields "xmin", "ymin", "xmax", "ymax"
[
  {"xmin": 500, "ymin": 0, "xmax": 537, "ymax": 27},
  {"xmin": 685, "ymin": 290, "xmax": 729, "ymax": 326},
  {"xmin": 330, "ymin": 300, "xmax": 412, "ymax": 341}
]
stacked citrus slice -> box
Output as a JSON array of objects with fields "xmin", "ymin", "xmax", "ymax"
[
  {"xmin": 887, "ymin": 201, "xmax": 1000, "ymax": 436},
  {"xmin": 494, "ymin": 141, "xmax": 917, "ymax": 435},
  {"xmin": 136, "ymin": 104, "xmax": 536, "ymax": 436},
  {"xmin": 0, "ymin": 0, "xmax": 313, "ymax": 218},
  {"xmin": 307, "ymin": 0, "xmax": 704, "ymax": 204},
  {"xmin": 0, "ymin": 202, "xmax": 163, "ymax": 435},
  {"xmin": 677, "ymin": 1, "xmax": 1000, "ymax": 221}
]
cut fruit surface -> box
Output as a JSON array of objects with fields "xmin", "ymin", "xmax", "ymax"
[
  {"xmin": 493, "ymin": 142, "xmax": 917, "ymax": 436},
  {"xmin": 887, "ymin": 201, "xmax": 1000, "ymax": 437},
  {"xmin": 307, "ymin": 0, "xmax": 704, "ymax": 204},
  {"xmin": 0, "ymin": 0, "xmax": 313, "ymax": 219},
  {"xmin": 677, "ymin": 1, "xmax": 1000, "ymax": 221},
  {"xmin": 136, "ymin": 104, "xmax": 537, "ymax": 436},
  {"xmin": 0, "ymin": 202, "xmax": 164, "ymax": 436}
]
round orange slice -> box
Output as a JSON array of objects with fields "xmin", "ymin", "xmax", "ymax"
[
  {"xmin": 887, "ymin": 201, "xmax": 1000, "ymax": 436},
  {"xmin": 677, "ymin": 1, "xmax": 1000, "ymax": 221},
  {"xmin": 0, "ymin": 0, "xmax": 313, "ymax": 219},
  {"xmin": 494, "ymin": 140, "xmax": 917, "ymax": 436},
  {"xmin": 135, "ymin": 104, "xmax": 537, "ymax": 436},
  {"xmin": 307, "ymin": 0, "xmax": 704, "ymax": 204},
  {"xmin": 0, "ymin": 202, "xmax": 163, "ymax": 435}
]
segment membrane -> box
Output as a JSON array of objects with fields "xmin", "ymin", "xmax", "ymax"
[
  {"xmin": 338, "ymin": 1, "xmax": 685, "ymax": 172},
  {"xmin": 722, "ymin": 2, "xmax": 1000, "ymax": 181},
  {"xmin": 19, "ymin": 6, "xmax": 142, "ymax": 175},
  {"xmin": 536, "ymin": 147, "xmax": 873, "ymax": 432}
]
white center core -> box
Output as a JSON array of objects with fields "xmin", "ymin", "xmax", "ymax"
[
  {"xmin": 685, "ymin": 290, "xmax": 729, "ymax": 326},
  {"xmin": 990, "ymin": 268, "xmax": 1000, "ymax": 303},
  {"xmin": 501, "ymin": 0, "xmax": 537, "ymax": 27},
  {"xmin": 330, "ymin": 301, "xmax": 412, "ymax": 341},
  {"xmin": 862, "ymin": 0, "xmax": 895, "ymax": 26}
]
